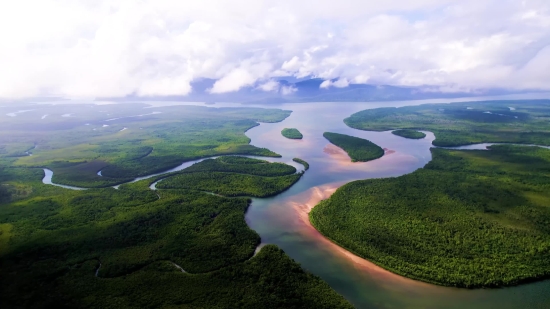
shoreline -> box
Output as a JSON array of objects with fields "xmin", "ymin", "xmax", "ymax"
[{"xmin": 288, "ymin": 182, "xmax": 435, "ymax": 289}]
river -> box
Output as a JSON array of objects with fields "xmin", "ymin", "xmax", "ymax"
[
  {"xmin": 239, "ymin": 101, "xmax": 550, "ymax": 309},
  {"xmin": 42, "ymin": 97, "xmax": 550, "ymax": 309}
]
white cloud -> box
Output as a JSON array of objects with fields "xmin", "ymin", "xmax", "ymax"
[
  {"xmin": 320, "ymin": 78, "xmax": 349, "ymax": 88},
  {"xmin": 333, "ymin": 78, "xmax": 350, "ymax": 88},
  {"xmin": 210, "ymin": 61, "xmax": 272, "ymax": 93},
  {"xmin": 0, "ymin": 0, "xmax": 550, "ymax": 98},
  {"xmin": 281, "ymin": 56, "xmax": 301, "ymax": 71},
  {"xmin": 320, "ymin": 80, "xmax": 332, "ymax": 89},
  {"xmin": 138, "ymin": 76, "xmax": 193, "ymax": 96},
  {"xmin": 257, "ymin": 80, "xmax": 280, "ymax": 92},
  {"xmin": 210, "ymin": 68, "xmax": 256, "ymax": 94},
  {"xmin": 281, "ymin": 85, "xmax": 297, "ymax": 95}
]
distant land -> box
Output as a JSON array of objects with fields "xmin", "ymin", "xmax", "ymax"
[{"xmin": 98, "ymin": 78, "xmax": 539, "ymax": 104}]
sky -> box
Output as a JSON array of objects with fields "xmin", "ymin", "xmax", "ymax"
[{"xmin": 0, "ymin": 0, "xmax": 549, "ymax": 98}]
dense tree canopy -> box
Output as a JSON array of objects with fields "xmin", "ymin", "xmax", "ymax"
[
  {"xmin": 0, "ymin": 104, "xmax": 351, "ymax": 308},
  {"xmin": 391, "ymin": 129, "xmax": 426, "ymax": 139},
  {"xmin": 323, "ymin": 132, "xmax": 384, "ymax": 162},
  {"xmin": 311, "ymin": 145, "xmax": 550, "ymax": 288},
  {"xmin": 281, "ymin": 128, "xmax": 303, "ymax": 139},
  {"xmin": 345, "ymin": 99, "xmax": 550, "ymax": 146}
]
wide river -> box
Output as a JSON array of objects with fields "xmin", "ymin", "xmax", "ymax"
[
  {"xmin": 234, "ymin": 100, "xmax": 550, "ymax": 309},
  {"xmin": 45, "ymin": 94, "xmax": 550, "ymax": 308}
]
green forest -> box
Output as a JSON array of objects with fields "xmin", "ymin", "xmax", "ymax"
[
  {"xmin": 184, "ymin": 156, "xmax": 297, "ymax": 176},
  {"xmin": 3, "ymin": 104, "xmax": 289, "ymax": 188},
  {"xmin": 310, "ymin": 145, "xmax": 550, "ymax": 288},
  {"xmin": 391, "ymin": 129, "xmax": 426, "ymax": 139},
  {"xmin": 323, "ymin": 132, "xmax": 384, "ymax": 162},
  {"xmin": 157, "ymin": 157, "xmax": 302, "ymax": 197},
  {"xmin": 281, "ymin": 128, "xmax": 303, "ymax": 139},
  {"xmin": 344, "ymin": 99, "xmax": 550, "ymax": 146},
  {"xmin": 0, "ymin": 104, "xmax": 352, "ymax": 309}
]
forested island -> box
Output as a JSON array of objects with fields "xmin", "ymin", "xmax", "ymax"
[
  {"xmin": 0, "ymin": 104, "xmax": 352, "ymax": 308},
  {"xmin": 323, "ymin": 132, "xmax": 384, "ymax": 162},
  {"xmin": 184, "ymin": 156, "xmax": 297, "ymax": 176},
  {"xmin": 311, "ymin": 145, "xmax": 550, "ymax": 287},
  {"xmin": 157, "ymin": 157, "xmax": 302, "ymax": 197},
  {"xmin": 281, "ymin": 128, "xmax": 303, "ymax": 139},
  {"xmin": 311, "ymin": 99, "xmax": 550, "ymax": 288},
  {"xmin": 391, "ymin": 129, "xmax": 426, "ymax": 139},
  {"xmin": 345, "ymin": 100, "xmax": 550, "ymax": 146}
]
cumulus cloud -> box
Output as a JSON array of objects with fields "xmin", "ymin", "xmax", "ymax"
[
  {"xmin": 257, "ymin": 80, "xmax": 280, "ymax": 92},
  {"xmin": 0, "ymin": 0, "xmax": 550, "ymax": 98},
  {"xmin": 320, "ymin": 78, "xmax": 350, "ymax": 89},
  {"xmin": 281, "ymin": 85, "xmax": 297, "ymax": 95},
  {"xmin": 210, "ymin": 61, "xmax": 272, "ymax": 93}
]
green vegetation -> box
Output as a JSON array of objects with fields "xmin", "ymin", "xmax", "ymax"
[
  {"xmin": 158, "ymin": 172, "xmax": 301, "ymax": 197},
  {"xmin": 41, "ymin": 245, "xmax": 353, "ymax": 309},
  {"xmin": 2, "ymin": 104, "xmax": 288, "ymax": 187},
  {"xmin": 184, "ymin": 156, "xmax": 297, "ymax": 176},
  {"xmin": 323, "ymin": 132, "xmax": 384, "ymax": 162},
  {"xmin": 0, "ymin": 188, "xmax": 350, "ymax": 307},
  {"xmin": 281, "ymin": 128, "xmax": 303, "ymax": 139},
  {"xmin": 311, "ymin": 145, "xmax": 550, "ymax": 288},
  {"xmin": 0, "ymin": 104, "xmax": 351, "ymax": 308},
  {"xmin": 344, "ymin": 99, "xmax": 550, "ymax": 147},
  {"xmin": 157, "ymin": 157, "xmax": 301, "ymax": 197},
  {"xmin": 293, "ymin": 157, "xmax": 310, "ymax": 170},
  {"xmin": 392, "ymin": 129, "xmax": 426, "ymax": 139}
]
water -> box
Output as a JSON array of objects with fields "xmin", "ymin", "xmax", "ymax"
[
  {"xmin": 439, "ymin": 143, "xmax": 550, "ymax": 151},
  {"xmin": 40, "ymin": 99, "xmax": 550, "ymax": 308},
  {"xmin": 240, "ymin": 102, "xmax": 550, "ymax": 309},
  {"xmin": 45, "ymin": 156, "xmax": 304, "ymax": 190},
  {"xmin": 42, "ymin": 169, "xmax": 87, "ymax": 190}
]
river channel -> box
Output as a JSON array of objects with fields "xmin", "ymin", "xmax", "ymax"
[
  {"xmin": 43, "ymin": 97, "xmax": 550, "ymax": 309},
  {"xmin": 240, "ymin": 101, "xmax": 550, "ymax": 309}
]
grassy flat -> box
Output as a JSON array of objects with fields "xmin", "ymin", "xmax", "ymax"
[
  {"xmin": 282, "ymin": 128, "xmax": 303, "ymax": 139},
  {"xmin": 392, "ymin": 129, "xmax": 426, "ymax": 139},
  {"xmin": 344, "ymin": 99, "xmax": 550, "ymax": 146},
  {"xmin": 311, "ymin": 145, "xmax": 550, "ymax": 288},
  {"xmin": 323, "ymin": 132, "xmax": 384, "ymax": 162}
]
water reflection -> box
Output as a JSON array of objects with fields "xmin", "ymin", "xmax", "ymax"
[
  {"xmin": 242, "ymin": 102, "xmax": 550, "ymax": 309},
  {"xmin": 37, "ymin": 97, "xmax": 550, "ymax": 308}
]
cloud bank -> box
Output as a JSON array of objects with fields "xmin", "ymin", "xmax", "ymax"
[{"xmin": 0, "ymin": 0, "xmax": 549, "ymax": 98}]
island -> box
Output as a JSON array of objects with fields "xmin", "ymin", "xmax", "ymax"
[
  {"xmin": 391, "ymin": 129, "xmax": 426, "ymax": 139},
  {"xmin": 344, "ymin": 100, "xmax": 550, "ymax": 147},
  {"xmin": 323, "ymin": 132, "xmax": 384, "ymax": 162},
  {"xmin": 0, "ymin": 103, "xmax": 352, "ymax": 309},
  {"xmin": 311, "ymin": 100, "xmax": 550, "ymax": 288},
  {"xmin": 311, "ymin": 145, "xmax": 550, "ymax": 288},
  {"xmin": 281, "ymin": 128, "xmax": 303, "ymax": 139},
  {"xmin": 157, "ymin": 157, "xmax": 302, "ymax": 197}
]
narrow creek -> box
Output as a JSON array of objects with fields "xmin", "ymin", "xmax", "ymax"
[{"xmin": 41, "ymin": 100, "xmax": 550, "ymax": 309}]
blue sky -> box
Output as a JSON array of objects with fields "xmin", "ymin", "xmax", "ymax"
[{"xmin": 0, "ymin": 0, "xmax": 549, "ymax": 98}]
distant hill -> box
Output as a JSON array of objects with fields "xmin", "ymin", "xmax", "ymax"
[{"xmin": 101, "ymin": 78, "xmax": 534, "ymax": 104}]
